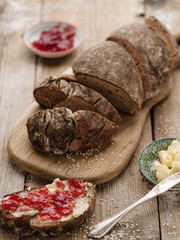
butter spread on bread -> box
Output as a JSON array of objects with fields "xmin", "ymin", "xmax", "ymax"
[{"xmin": 0, "ymin": 178, "xmax": 96, "ymax": 237}]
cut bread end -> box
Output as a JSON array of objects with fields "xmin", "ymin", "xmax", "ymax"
[{"xmin": 33, "ymin": 78, "xmax": 70, "ymax": 108}]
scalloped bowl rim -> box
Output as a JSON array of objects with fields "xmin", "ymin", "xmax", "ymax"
[
  {"xmin": 23, "ymin": 21, "xmax": 83, "ymax": 58},
  {"xmin": 138, "ymin": 137, "xmax": 180, "ymax": 189}
]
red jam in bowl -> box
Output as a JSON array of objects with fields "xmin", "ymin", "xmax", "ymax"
[
  {"xmin": 1, "ymin": 179, "xmax": 85, "ymax": 222},
  {"xmin": 32, "ymin": 24, "xmax": 75, "ymax": 52}
]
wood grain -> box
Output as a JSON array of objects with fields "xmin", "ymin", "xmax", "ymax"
[
  {"xmin": 0, "ymin": 0, "xmax": 42, "ymax": 208},
  {"xmin": 0, "ymin": 0, "xmax": 42, "ymax": 239},
  {"xmin": 152, "ymin": 70, "xmax": 180, "ymax": 240},
  {"xmin": 1, "ymin": 0, "xmax": 180, "ymax": 240},
  {"xmin": 146, "ymin": 1, "xmax": 180, "ymax": 239}
]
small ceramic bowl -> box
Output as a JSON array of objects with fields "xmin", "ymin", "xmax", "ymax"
[
  {"xmin": 139, "ymin": 138, "xmax": 180, "ymax": 189},
  {"xmin": 23, "ymin": 21, "xmax": 83, "ymax": 58}
]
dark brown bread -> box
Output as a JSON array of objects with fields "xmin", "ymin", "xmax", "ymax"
[
  {"xmin": 33, "ymin": 77, "xmax": 70, "ymax": 108},
  {"xmin": 0, "ymin": 180, "xmax": 96, "ymax": 237},
  {"xmin": 34, "ymin": 78, "xmax": 121, "ymax": 125},
  {"xmin": 72, "ymin": 41, "xmax": 144, "ymax": 114},
  {"xmin": 26, "ymin": 107, "xmax": 119, "ymax": 155},
  {"xmin": 145, "ymin": 16, "xmax": 180, "ymax": 70},
  {"xmin": 27, "ymin": 107, "xmax": 76, "ymax": 155},
  {"xmin": 0, "ymin": 207, "xmax": 36, "ymax": 237},
  {"xmin": 107, "ymin": 23, "xmax": 171, "ymax": 102},
  {"xmin": 69, "ymin": 110, "xmax": 118, "ymax": 152}
]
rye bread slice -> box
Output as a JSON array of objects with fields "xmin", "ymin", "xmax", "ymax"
[
  {"xmin": 107, "ymin": 23, "xmax": 171, "ymax": 102},
  {"xmin": 34, "ymin": 78, "xmax": 121, "ymax": 125},
  {"xmin": 72, "ymin": 41, "xmax": 143, "ymax": 115},
  {"xmin": 33, "ymin": 77, "xmax": 70, "ymax": 108},
  {"xmin": 0, "ymin": 204, "xmax": 37, "ymax": 237},
  {"xmin": 0, "ymin": 179, "xmax": 96, "ymax": 237},
  {"xmin": 145, "ymin": 16, "xmax": 180, "ymax": 70},
  {"xmin": 26, "ymin": 107, "xmax": 119, "ymax": 155}
]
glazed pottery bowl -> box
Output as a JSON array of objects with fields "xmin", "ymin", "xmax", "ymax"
[
  {"xmin": 23, "ymin": 21, "xmax": 83, "ymax": 58},
  {"xmin": 139, "ymin": 138, "xmax": 180, "ymax": 189}
]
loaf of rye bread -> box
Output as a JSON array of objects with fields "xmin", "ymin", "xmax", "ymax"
[
  {"xmin": 33, "ymin": 77, "xmax": 121, "ymax": 125},
  {"xmin": 72, "ymin": 41, "xmax": 144, "ymax": 114},
  {"xmin": 27, "ymin": 16, "xmax": 179, "ymax": 155},
  {"xmin": 26, "ymin": 107, "xmax": 119, "ymax": 155},
  {"xmin": 107, "ymin": 22, "xmax": 171, "ymax": 102},
  {"xmin": 72, "ymin": 16, "xmax": 179, "ymax": 113},
  {"xmin": 0, "ymin": 179, "xmax": 96, "ymax": 237}
]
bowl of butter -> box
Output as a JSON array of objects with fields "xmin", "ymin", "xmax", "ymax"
[{"xmin": 139, "ymin": 138, "xmax": 180, "ymax": 189}]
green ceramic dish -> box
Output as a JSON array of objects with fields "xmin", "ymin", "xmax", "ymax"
[{"xmin": 138, "ymin": 138, "xmax": 180, "ymax": 189}]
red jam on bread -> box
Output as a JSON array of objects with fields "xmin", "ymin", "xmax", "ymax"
[{"xmin": 2, "ymin": 179, "xmax": 86, "ymax": 222}]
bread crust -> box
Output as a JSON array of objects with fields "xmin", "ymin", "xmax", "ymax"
[
  {"xmin": 26, "ymin": 107, "xmax": 76, "ymax": 155},
  {"xmin": 145, "ymin": 16, "xmax": 180, "ymax": 70},
  {"xmin": 107, "ymin": 23, "xmax": 171, "ymax": 102},
  {"xmin": 72, "ymin": 41, "xmax": 143, "ymax": 114},
  {"xmin": 33, "ymin": 78, "xmax": 70, "ymax": 108},
  {"xmin": 0, "ymin": 189, "xmax": 38, "ymax": 237},
  {"xmin": 26, "ymin": 107, "xmax": 119, "ymax": 155},
  {"xmin": 69, "ymin": 110, "xmax": 118, "ymax": 152},
  {"xmin": 0, "ymin": 181, "xmax": 96, "ymax": 237},
  {"xmin": 34, "ymin": 78, "xmax": 121, "ymax": 125}
]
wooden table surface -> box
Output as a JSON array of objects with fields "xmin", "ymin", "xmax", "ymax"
[{"xmin": 1, "ymin": 0, "xmax": 180, "ymax": 239}]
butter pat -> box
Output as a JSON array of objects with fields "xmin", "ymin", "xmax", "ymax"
[
  {"xmin": 154, "ymin": 140, "xmax": 180, "ymax": 182},
  {"xmin": 170, "ymin": 160, "xmax": 180, "ymax": 175},
  {"xmin": 158, "ymin": 150, "xmax": 173, "ymax": 168},
  {"xmin": 174, "ymin": 152, "xmax": 180, "ymax": 162},
  {"xmin": 167, "ymin": 140, "xmax": 180, "ymax": 158},
  {"xmin": 153, "ymin": 161, "xmax": 170, "ymax": 182}
]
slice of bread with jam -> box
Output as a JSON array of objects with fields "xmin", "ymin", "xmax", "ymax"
[{"xmin": 0, "ymin": 178, "xmax": 96, "ymax": 237}]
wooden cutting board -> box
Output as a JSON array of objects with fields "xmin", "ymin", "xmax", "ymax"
[{"xmin": 7, "ymin": 72, "xmax": 173, "ymax": 185}]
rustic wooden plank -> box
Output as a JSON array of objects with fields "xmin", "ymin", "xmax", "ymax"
[
  {"xmin": 0, "ymin": 0, "xmax": 42, "ymax": 239},
  {"xmin": 0, "ymin": 0, "xmax": 167, "ymax": 239},
  {"xmin": 23, "ymin": 1, "xmax": 160, "ymax": 240},
  {"xmin": 0, "ymin": 0, "xmax": 41, "ymax": 193},
  {"xmin": 146, "ymin": 0, "xmax": 180, "ymax": 238},
  {"xmin": 152, "ymin": 70, "xmax": 180, "ymax": 240},
  {"xmin": 106, "ymin": 114, "xmax": 160, "ymax": 240}
]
